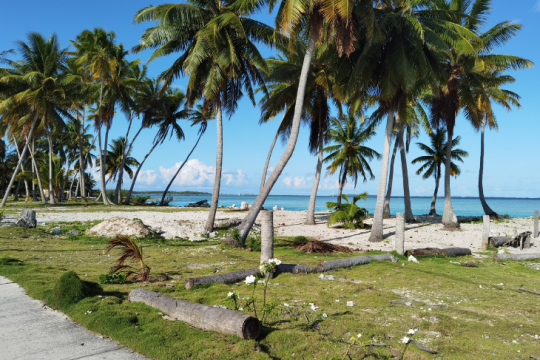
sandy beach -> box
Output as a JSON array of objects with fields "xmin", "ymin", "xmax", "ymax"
[{"xmin": 27, "ymin": 208, "xmax": 539, "ymax": 254}]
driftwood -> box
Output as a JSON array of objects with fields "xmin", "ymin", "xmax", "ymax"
[
  {"xmin": 185, "ymin": 268, "xmax": 260, "ymax": 290},
  {"xmin": 129, "ymin": 288, "xmax": 259, "ymax": 340},
  {"xmin": 318, "ymin": 254, "xmax": 398, "ymax": 272},
  {"xmin": 405, "ymin": 247, "xmax": 471, "ymax": 257},
  {"xmin": 498, "ymin": 231, "xmax": 532, "ymax": 249},
  {"xmin": 493, "ymin": 253, "xmax": 540, "ymax": 261}
]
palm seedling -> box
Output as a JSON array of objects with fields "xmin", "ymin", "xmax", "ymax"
[
  {"xmin": 326, "ymin": 193, "xmax": 369, "ymax": 230},
  {"xmin": 105, "ymin": 235, "xmax": 150, "ymax": 281}
]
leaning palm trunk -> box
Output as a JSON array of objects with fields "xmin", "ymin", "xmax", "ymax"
[
  {"xmin": 115, "ymin": 119, "xmax": 143, "ymax": 204},
  {"xmin": 336, "ymin": 167, "xmax": 346, "ymax": 205},
  {"xmin": 395, "ymin": 115, "xmax": 414, "ymax": 222},
  {"xmin": 383, "ymin": 137, "xmax": 399, "ymax": 218},
  {"xmin": 96, "ymin": 79, "xmax": 111, "ymax": 205},
  {"xmin": 442, "ymin": 126, "xmax": 458, "ymax": 228},
  {"xmin": 205, "ymin": 102, "xmax": 223, "ymax": 232},
  {"xmin": 125, "ymin": 140, "xmax": 159, "ymax": 204},
  {"xmin": 260, "ymin": 124, "xmax": 281, "ymax": 192},
  {"xmin": 30, "ymin": 139, "xmax": 46, "ymax": 203},
  {"xmin": 369, "ymin": 108, "xmax": 396, "ymax": 242},
  {"xmin": 429, "ymin": 164, "xmax": 441, "ymax": 215},
  {"xmin": 0, "ymin": 113, "xmax": 39, "ymax": 207},
  {"xmin": 78, "ymin": 108, "xmax": 86, "ymax": 198},
  {"xmin": 160, "ymin": 131, "xmax": 204, "ymax": 206},
  {"xmin": 238, "ymin": 36, "xmax": 317, "ymax": 244},
  {"xmin": 479, "ymin": 119, "xmax": 500, "ymax": 219},
  {"xmin": 46, "ymin": 131, "xmax": 56, "ymax": 204},
  {"xmin": 305, "ymin": 126, "xmax": 324, "ymax": 225},
  {"xmin": 12, "ymin": 136, "xmax": 30, "ymax": 201}
]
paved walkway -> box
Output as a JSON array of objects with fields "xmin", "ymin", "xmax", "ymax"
[{"xmin": 0, "ymin": 276, "xmax": 147, "ymax": 360}]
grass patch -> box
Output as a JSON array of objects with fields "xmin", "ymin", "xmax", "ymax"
[
  {"xmin": 47, "ymin": 271, "xmax": 103, "ymax": 311},
  {"xmin": 1, "ymin": 216, "xmax": 540, "ymax": 359}
]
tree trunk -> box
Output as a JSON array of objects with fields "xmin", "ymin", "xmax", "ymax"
[
  {"xmin": 478, "ymin": 118, "xmax": 500, "ymax": 219},
  {"xmin": 1, "ymin": 113, "xmax": 39, "ymax": 207},
  {"xmin": 125, "ymin": 140, "xmax": 159, "ymax": 204},
  {"xmin": 30, "ymin": 139, "xmax": 46, "ymax": 203},
  {"xmin": 96, "ymin": 79, "xmax": 110, "ymax": 205},
  {"xmin": 305, "ymin": 124, "xmax": 324, "ymax": 225},
  {"xmin": 260, "ymin": 210, "xmax": 274, "ymax": 263},
  {"xmin": 260, "ymin": 123, "xmax": 281, "ymax": 192},
  {"xmin": 103, "ymin": 124, "xmax": 112, "ymax": 203},
  {"xmin": 383, "ymin": 137, "xmax": 399, "ymax": 218},
  {"xmin": 205, "ymin": 101, "xmax": 223, "ymax": 232},
  {"xmin": 78, "ymin": 107, "xmax": 86, "ymax": 198},
  {"xmin": 14, "ymin": 180, "xmax": 21, "ymax": 201},
  {"xmin": 185, "ymin": 268, "xmax": 261, "ymax": 290},
  {"xmin": 74, "ymin": 176, "xmax": 80, "ymax": 199},
  {"xmin": 114, "ymin": 118, "xmax": 133, "ymax": 204},
  {"xmin": 31, "ymin": 152, "xmax": 37, "ymax": 201},
  {"xmin": 395, "ymin": 114, "xmax": 414, "ymax": 222},
  {"xmin": 238, "ymin": 35, "xmax": 317, "ymax": 244},
  {"xmin": 12, "ymin": 136, "xmax": 30, "ymax": 201},
  {"xmin": 128, "ymin": 288, "xmax": 260, "ymax": 340},
  {"xmin": 46, "ymin": 131, "xmax": 56, "ymax": 204},
  {"xmin": 336, "ymin": 166, "xmax": 346, "ymax": 205},
  {"xmin": 442, "ymin": 126, "xmax": 458, "ymax": 228},
  {"xmin": 369, "ymin": 108, "xmax": 396, "ymax": 242},
  {"xmin": 429, "ymin": 164, "xmax": 441, "ymax": 215},
  {"xmin": 160, "ymin": 131, "xmax": 204, "ymax": 206},
  {"xmin": 318, "ymin": 254, "xmax": 398, "ymax": 272}
]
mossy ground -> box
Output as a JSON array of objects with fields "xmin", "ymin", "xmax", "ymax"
[{"xmin": 1, "ymin": 204, "xmax": 540, "ymax": 359}]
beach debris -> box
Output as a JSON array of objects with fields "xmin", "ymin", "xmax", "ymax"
[
  {"xmin": 184, "ymin": 199, "xmax": 210, "ymax": 208},
  {"xmin": 346, "ymin": 301, "xmax": 354, "ymax": 307},
  {"xmin": 12, "ymin": 209, "xmax": 37, "ymax": 229},
  {"xmin": 408, "ymin": 255, "xmax": 419, "ymax": 263},
  {"xmin": 86, "ymin": 217, "xmax": 151, "ymax": 238},
  {"xmin": 489, "ymin": 232, "xmax": 531, "ymax": 249},
  {"xmin": 273, "ymin": 205, "xmax": 283, "ymax": 210},
  {"xmin": 67, "ymin": 230, "xmax": 79, "ymax": 236},
  {"xmin": 405, "ymin": 248, "xmax": 472, "ymax": 257},
  {"xmin": 319, "ymin": 274, "xmax": 334, "ymax": 281},
  {"xmin": 51, "ymin": 228, "xmax": 62, "ymax": 235},
  {"xmin": 240, "ymin": 202, "xmax": 249, "ymax": 210}
]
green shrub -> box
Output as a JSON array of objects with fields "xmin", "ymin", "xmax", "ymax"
[
  {"xmin": 326, "ymin": 193, "xmax": 369, "ymax": 229},
  {"xmin": 99, "ymin": 273, "xmax": 126, "ymax": 284},
  {"xmin": 291, "ymin": 236, "xmax": 312, "ymax": 243},
  {"xmin": 231, "ymin": 228, "xmax": 241, "ymax": 246},
  {"xmin": 133, "ymin": 196, "xmax": 150, "ymax": 206},
  {"xmin": 47, "ymin": 271, "xmax": 102, "ymax": 311},
  {"xmin": 245, "ymin": 237, "xmax": 261, "ymax": 251}
]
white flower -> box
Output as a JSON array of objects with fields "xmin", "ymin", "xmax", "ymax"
[
  {"xmin": 269, "ymin": 258, "xmax": 282, "ymax": 266},
  {"xmin": 408, "ymin": 329, "xmax": 417, "ymax": 335},
  {"xmin": 309, "ymin": 303, "xmax": 318, "ymax": 311},
  {"xmin": 335, "ymin": 300, "xmax": 340, "ymax": 302},
  {"xmin": 408, "ymin": 255, "xmax": 419, "ymax": 263},
  {"xmin": 227, "ymin": 292, "xmax": 234, "ymax": 298},
  {"xmin": 402, "ymin": 337, "xmax": 410, "ymax": 344},
  {"xmin": 357, "ymin": 334, "xmax": 362, "ymax": 338},
  {"xmin": 346, "ymin": 301, "xmax": 354, "ymax": 307},
  {"xmin": 322, "ymin": 313, "xmax": 328, "ymax": 318},
  {"xmin": 259, "ymin": 264, "xmax": 266, "ymax": 272},
  {"xmin": 428, "ymin": 308, "xmax": 432, "ymax": 311},
  {"xmin": 238, "ymin": 307, "xmax": 243, "ymax": 311},
  {"xmin": 245, "ymin": 275, "xmax": 256, "ymax": 285}
]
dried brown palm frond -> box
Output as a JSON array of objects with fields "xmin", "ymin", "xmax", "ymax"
[{"xmin": 105, "ymin": 235, "xmax": 150, "ymax": 281}]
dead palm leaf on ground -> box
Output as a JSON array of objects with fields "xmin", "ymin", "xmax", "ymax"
[{"xmin": 105, "ymin": 235, "xmax": 150, "ymax": 281}]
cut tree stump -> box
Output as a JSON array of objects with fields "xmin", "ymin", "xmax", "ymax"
[
  {"xmin": 129, "ymin": 288, "xmax": 260, "ymax": 340},
  {"xmin": 493, "ymin": 253, "xmax": 540, "ymax": 261},
  {"xmin": 405, "ymin": 248, "xmax": 471, "ymax": 257},
  {"xmin": 317, "ymin": 254, "xmax": 398, "ymax": 272},
  {"xmin": 184, "ymin": 268, "xmax": 260, "ymax": 290}
]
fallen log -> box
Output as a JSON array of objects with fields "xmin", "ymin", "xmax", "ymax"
[
  {"xmin": 405, "ymin": 247, "xmax": 471, "ymax": 257},
  {"xmin": 185, "ymin": 268, "xmax": 260, "ymax": 290},
  {"xmin": 493, "ymin": 253, "xmax": 540, "ymax": 261},
  {"xmin": 412, "ymin": 341, "xmax": 437, "ymax": 354},
  {"xmin": 443, "ymin": 247, "xmax": 472, "ymax": 257},
  {"xmin": 276, "ymin": 264, "xmax": 321, "ymax": 274},
  {"xmin": 318, "ymin": 254, "xmax": 398, "ymax": 272},
  {"xmin": 129, "ymin": 288, "xmax": 259, "ymax": 340},
  {"xmin": 489, "ymin": 236, "xmax": 511, "ymax": 247}
]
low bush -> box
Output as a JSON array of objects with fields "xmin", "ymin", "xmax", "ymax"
[
  {"xmin": 132, "ymin": 196, "xmax": 150, "ymax": 206},
  {"xmin": 99, "ymin": 273, "xmax": 126, "ymax": 284},
  {"xmin": 47, "ymin": 271, "xmax": 102, "ymax": 311}
]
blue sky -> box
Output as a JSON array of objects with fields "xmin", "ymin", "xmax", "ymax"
[{"xmin": 1, "ymin": 0, "xmax": 539, "ymax": 197}]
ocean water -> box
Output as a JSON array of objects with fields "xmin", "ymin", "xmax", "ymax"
[{"xmin": 137, "ymin": 194, "xmax": 540, "ymax": 218}]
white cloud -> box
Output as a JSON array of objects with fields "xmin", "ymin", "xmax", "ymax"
[
  {"xmin": 283, "ymin": 177, "xmax": 292, "ymax": 187},
  {"xmin": 158, "ymin": 159, "xmax": 249, "ymax": 187},
  {"xmin": 282, "ymin": 176, "xmax": 311, "ymax": 189},
  {"xmin": 138, "ymin": 170, "xmax": 157, "ymax": 185}
]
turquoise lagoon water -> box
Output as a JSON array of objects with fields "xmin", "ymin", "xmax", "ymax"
[{"xmin": 138, "ymin": 194, "xmax": 540, "ymax": 218}]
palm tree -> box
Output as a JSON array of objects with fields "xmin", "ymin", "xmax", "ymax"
[
  {"xmin": 412, "ymin": 129, "xmax": 468, "ymax": 216},
  {"xmin": 160, "ymin": 103, "xmax": 215, "ymax": 205},
  {"xmin": 104, "ymin": 137, "xmax": 139, "ymax": 196},
  {"xmin": 323, "ymin": 112, "xmax": 380, "ymax": 205},
  {"xmin": 0, "ymin": 139, "xmax": 16, "ymax": 197},
  {"xmin": 326, "ymin": 193, "xmax": 369, "ymax": 230},
  {"xmin": 134, "ymin": 1, "xmax": 277, "ymax": 232}
]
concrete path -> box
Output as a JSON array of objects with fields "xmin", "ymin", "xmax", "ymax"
[{"xmin": 0, "ymin": 276, "xmax": 148, "ymax": 360}]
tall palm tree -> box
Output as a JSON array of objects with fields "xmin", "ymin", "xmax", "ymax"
[
  {"xmin": 323, "ymin": 112, "xmax": 380, "ymax": 205},
  {"xmin": 160, "ymin": 103, "xmax": 215, "ymax": 205},
  {"xmin": 104, "ymin": 137, "xmax": 140, "ymax": 193},
  {"xmin": 134, "ymin": 1, "xmax": 277, "ymax": 232},
  {"xmin": 412, "ymin": 129, "xmax": 467, "ymax": 216}
]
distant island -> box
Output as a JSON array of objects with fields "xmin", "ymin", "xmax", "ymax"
[{"xmin": 133, "ymin": 191, "xmax": 211, "ymax": 195}]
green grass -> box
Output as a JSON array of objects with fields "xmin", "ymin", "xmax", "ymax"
[{"xmin": 1, "ymin": 219, "xmax": 540, "ymax": 359}]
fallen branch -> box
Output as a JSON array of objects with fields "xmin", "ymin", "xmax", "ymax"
[
  {"xmin": 318, "ymin": 254, "xmax": 398, "ymax": 272},
  {"xmin": 493, "ymin": 253, "xmax": 540, "ymax": 262},
  {"xmin": 412, "ymin": 341, "xmax": 437, "ymax": 354},
  {"xmin": 185, "ymin": 268, "xmax": 260, "ymax": 290},
  {"xmin": 405, "ymin": 247, "xmax": 471, "ymax": 257},
  {"xmin": 517, "ymin": 288, "xmax": 540, "ymax": 296},
  {"xmin": 129, "ymin": 288, "xmax": 260, "ymax": 340}
]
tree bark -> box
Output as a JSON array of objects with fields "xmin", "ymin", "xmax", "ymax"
[
  {"xmin": 237, "ymin": 35, "xmax": 317, "ymax": 245},
  {"xmin": 185, "ymin": 268, "xmax": 261, "ymax": 290},
  {"xmin": 46, "ymin": 131, "xmax": 56, "ymax": 204},
  {"xmin": 126, "ymin": 140, "xmax": 159, "ymax": 204},
  {"xmin": 30, "ymin": 139, "xmax": 46, "ymax": 203},
  {"xmin": 336, "ymin": 166, "xmax": 346, "ymax": 205},
  {"xmin": 160, "ymin": 131, "xmax": 204, "ymax": 206},
  {"xmin": 260, "ymin": 210, "xmax": 274, "ymax": 263},
  {"xmin": 205, "ymin": 101, "xmax": 223, "ymax": 232},
  {"xmin": 405, "ymin": 247, "xmax": 471, "ymax": 257},
  {"xmin": 442, "ymin": 126, "xmax": 458, "ymax": 228},
  {"xmin": 429, "ymin": 163, "xmax": 440, "ymax": 215},
  {"xmin": 395, "ymin": 114, "xmax": 414, "ymax": 222},
  {"xmin": 260, "ymin": 120, "xmax": 282, "ymax": 192},
  {"xmin": 12, "ymin": 136, "xmax": 30, "ymax": 201},
  {"xmin": 128, "ymin": 288, "xmax": 260, "ymax": 340},
  {"xmin": 383, "ymin": 137, "xmax": 399, "ymax": 218},
  {"xmin": 96, "ymin": 79, "xmax": 110, "ymax": 205},
  {"xmin": 318, "ymin": 254, "xmax": 398, "ymax": 272},
  {"xmin": 305, "ymin": 123, "xmax": 324, "ymax": 225},
  {"xmin": 395, "ymin": 213, "xmax": 405, "ymax": 255},
  {"xmin": 478, "ymin": 119, "xmax": 501, "ymax": 219},
  {"xmin": 369, "ymin": 108, "xmax": 396, "ymax": 242}
]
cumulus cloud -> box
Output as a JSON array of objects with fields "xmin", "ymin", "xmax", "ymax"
[
  {"xmin": 158, "ymin": 159, "xmax": 249, "ymax": 187},
  {"xmin": 138, "ymin": 170, "xmax": 157, "ymax": 185},
  {"xmin": 283, "ymin": 177, "xmax": 292, "ymax": 187},
  {"xmin": 282, "ymin": 176, "xmax": 310, "ymax": 189}
]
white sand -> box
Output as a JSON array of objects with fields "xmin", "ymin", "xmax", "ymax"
[{"xmin": 34, "ymin": 209, "xmax": 539, "ymax": 254}]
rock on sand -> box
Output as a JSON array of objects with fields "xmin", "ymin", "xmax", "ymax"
[{"xmin": 86, "ymin": 217, "xmax": 151, "ymax": 238}]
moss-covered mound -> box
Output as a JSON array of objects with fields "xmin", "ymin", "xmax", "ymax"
[{"xmin": 47, "ymin": 271, "xmax": 102, "ymax": 311}]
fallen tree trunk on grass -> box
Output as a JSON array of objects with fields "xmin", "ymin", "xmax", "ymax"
[
  {"xmin": 493, "ymin": 253, "xmax": 540, "ymax": 262},
  {"xmin": 489, "ymin": 236, "xmax": 511, "ymax": 247},
  {"xmin": 318, "ymin": 254, "xmax": 398, "ymax": 272},
  {"xmin": 405, "ymin": 247, "xmax": 471, "ymax": 257},
  {"xmin": 185, "ymin": 268, "xmax": 260, "ymax": 290},
  {"xmin": 129, "ymin": 288, "xmax": 260, "ymax": 340}
]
